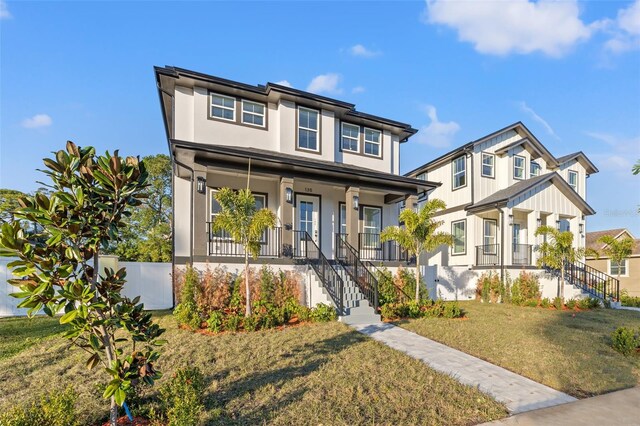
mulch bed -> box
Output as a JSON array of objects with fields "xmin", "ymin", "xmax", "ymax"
[{"xmin": 101, "ymin": 416, "xmax": 153, "ymax": 426}]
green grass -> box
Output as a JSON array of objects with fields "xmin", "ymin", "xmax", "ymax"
[
  {"xmin": 0, "ymin": 315, "xmax": 65, "ymax": 360},
  {"xmin": 0, "ymin": 311, "xmax": 507, "ymax": 425},
  {"xmin": 398, "ymin": 301, "xmax": 640, "ymax": 398}
]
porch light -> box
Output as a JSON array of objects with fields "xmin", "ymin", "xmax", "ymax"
[
  {"xmin": 353, "ymin": 195, "xmax": 359, "ymax": 210},
  {"xmin": 508, "ymin": 214, "xmax": 513, "ymax": 225},
  {"xmin": 536, "ymin": 217, "xmax": 542, "ymax": 228},
  {"xmin": 196, "ymin": 177, "xmax": 206, "ymax": 194},
  {"xmin": 556, "ymin": 220, "xmax": 561, "ymax": 230},
  {"xmin": 579, "ymin": 223, "xmax": 584, "ymax": 234},
  {"xmin": 285, "ymin": 187, "xmax": 293, "ymax": 204}
]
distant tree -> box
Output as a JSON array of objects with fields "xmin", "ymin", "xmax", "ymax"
[
  {"xmin": 380, "ymin": 199, "xmax": 453, "ymax": 301},
  {"xmin": 596, "ymin": 234, "xmax": 635, "ymax": 283},
  {"xmin": 0, "ymin": 189, "xmax": 26, "ymax": 224},
  {"xmin": 633, "ymin": 159, "xmax": 640, "ymax": 175}
]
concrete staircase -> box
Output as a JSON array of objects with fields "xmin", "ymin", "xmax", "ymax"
[{"xmin": 334, "ymin": 264, "xmax": 381, "ymax": 325}]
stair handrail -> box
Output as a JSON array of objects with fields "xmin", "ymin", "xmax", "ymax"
[
  {"xmin": 364, "ymin": 260, "xmax": 413, "ymax": 303},
  {"xmin": 563, "ymin": 259, "xmax": 620, "ymax": 302},
  {"xmin": 335, "ymin": 234, "xmax": 379, "ymax": 311}
]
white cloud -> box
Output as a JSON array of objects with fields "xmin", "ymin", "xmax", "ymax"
[
  {"xmin": 423, "ymin": 0, "xmax": 592, "ymax": 57},
  {"xmin": 414, "ymin": 105, "xmax": 460, "ymax": 148},
  {"xmin": 349, "ymin": 44, "xmax": 382, "ymax": 58},
  {"xmin": 21, "ymin": 114, "xmax": 52, "ymax": 129},
  {"xmin": 585, "ymin": 131, "xmax": 640, "ymax": 176},
  {"xmin": 351, "ymin": 86, "xmax": 366, "ymax": 94},
  {"xmin": 518, "ymin": 102, "xmax": 559, "ymax": 140},
  {"xmin": 0, "ymin": 0, "xmax": 12, "ymax": 20},
  {"xmin": 603, "ymin": 0, "xmax": 640, "ymax": 54},
  {"xmin": 306, "ymin": 73, "xmax": 342, "ymax": 95},
  {"xmin": 274, "ymin": 80, "xmax": 292, "ymax": 88}
]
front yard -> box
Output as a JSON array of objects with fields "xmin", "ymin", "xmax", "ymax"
[
  {"xmin": 399, "ymin": 302, "xmax": 640, "ymax": 398},
  {"xmin": 0, "ymin": 311, "xmax": 506, "ymax": 425}
]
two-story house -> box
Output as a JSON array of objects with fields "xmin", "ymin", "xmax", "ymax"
[
  {"xmin": 155, "ymin": 66, "xmax": 438, "ymax": 322},
  {"xmin": 406, "ymin": 122, "xmax": 609, "ymax": 300}
]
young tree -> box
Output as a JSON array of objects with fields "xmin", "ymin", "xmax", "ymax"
[
  {"xmin": 0, "ymin": 188, "xmax": 27, "ymax": 224},
  {"xmin": 380, "ymin": 199, "xmax": 453, "ymax": 301},
  {"xmin": 0, "ymin": 142, "xmax": 166, "ymax": 426},
  {"xmin": 211, "ymin": 188, "xmax": 276, "ymax": 315},
  {"xmin": 535, "ymin": 226, "xmax": 586, "ymax": 300},
  {"xmin": 596, "ymin": 234, "xmax": 635, "ymax": 282}
]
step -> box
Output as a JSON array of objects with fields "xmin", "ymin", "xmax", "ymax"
[{"xmin": 339, "ymin": 314, "xmax": 381, "ymax": 325}]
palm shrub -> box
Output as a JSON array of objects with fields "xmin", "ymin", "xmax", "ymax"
[
  {"xmin": 381, "ymin": 199, "xmax": 453, "ymax": 301},
  {"xmin": 595, "ymin": 234, "xmax": 634, "ymax": 285},
  {"xmin": 0, "ymin": 142, "xmax": 165, "ymax": 425}
]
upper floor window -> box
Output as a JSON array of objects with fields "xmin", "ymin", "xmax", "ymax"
[
  {"xmin": 481, "ymin": 153, "xmax": 494, "ymax": 178},
  {"xmin": 513, "ymin": 155, "xmax": 525, "ymax": 180},
  {"xmin": 241, "ymin": 100, "xmax": 265, "ymax": 127},
  {"xmin": 341, "ymin": 123, "xmax": 359, "ymax": 152},
  {"xmin": 298, "ymin": 107, "xmax": 319, "ymax": 152},
  {"xmin": 568, "ymin": 170, "xmax": 578, "ymax": 191},
  {"xmin": 531, "ymin": 161, "xmax": 541, "ymax": 177},
  {"xmin": 210, "ymin": 93, "xmax": 235, "ymax": 121},
  {"xmin": 417, "ymin": 172, "xmax": 427, "ymax": 181},
  {"xmin": 364, "ymin": 128, "xmax": 381, "ymax": 157},
  {"xmin": 610, "ymin": 259, "xmax": 628, "ymax": 276},
  {"xmin": 452, "ymin": 219, "xmax": 466, "ymax": 255},
  {"xmin": 452, "ymin": 156, "xmax": 466, "ymax": 189}
]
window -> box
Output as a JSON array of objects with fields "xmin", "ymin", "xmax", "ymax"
[
  {"xmin": 530, "ymin": 161, "xmax": 541, "ymax": 177},
  {"xmin": 568, "ymin": 171, "xmax": 578, "ymax": 191},
  {"xmin": 341, "ymin": 123, "xmax": 359, "ymax": 152},
  {"xmin": 483, "ymin": 219, "xmax": 497, "ymax": 252},
  {"xmin": 452, "ymin": 156, "xmax": 466, "ymax": 189},
  {"xmin": 362, "ymin": 206, "xmax": 381, "ymax": 234},
  {"xmin": 452, "ymin": 220, "xmax": 466, "ymax": 255},
  {"xmin": 417, "ymin": 172, "xmax": 427, "ymax": 181},
  {"xmin": 210, "ymin": 93, "xmax": 235, "ymax": 121},
  {"xmin": 481, "ymin": 153, "xmax": 494, "ymax": 178},
  {"xmin": 610, "ymin": 259, "xmax": 628, "ymax": 276},
  {"xmin": 339, "ymin": 203, "xmax": 347, "ymax": 235},
  {"xmin": 298, "ymin": 107, "xmax": 319, "ymax": 152},
  {"xmin": 364, "ymin": 128, "xmax": 381, "ymax": 157},
  {"xmin": 241, "ymin": 100, "xmax": 265, "ymax": 127},
  {"xmin": 514, "ymin": 155, "xmax": 525, "ymax": 180},
  {"xmin": 210, "ymin": 190, "xmax": 265, "ymax": 239}
]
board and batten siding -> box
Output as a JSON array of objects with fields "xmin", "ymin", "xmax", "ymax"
[{"xmin": 508, "ymin": 180, "xmax": 582, "ymax": 217}]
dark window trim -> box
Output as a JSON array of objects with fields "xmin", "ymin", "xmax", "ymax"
[
  {"xmin": 339, "ymin": 122, "xmax": 360, "ymax": 153},
  {"xmin": 207, "ymin": 90, "xmax": 269, "ymax": 131},
  {"xmin": 530, "ymin": 161, "xmax": 542, "ymax": 177},
  {"xmin": 451, "ymin": 219, "xmax": 467, "ymax": 256},
  {"xmin": 359, "ymin": 204, "xmax": 383, "ymax": 234},
  {"xmin": 568, "ymin": 170, "xmax": 578, "ymax": 192},
  {"xmin": 295, "ymin": 105, "xmax": 322, "ymax": 155},
  {"xmin": 452, "ymin": 155, "xmax": 467, "ymax": 191},
  {"xmin": 483, "ymin": 218, "xmax": 498, "ymax": 247},
  {"xmin": 338, "ymin": 201, "xmax": 347, "ymax": 234},
  {"xmin": 481, "ymin": 152, "xmax": 495, "ymax": 179},
  {"xmin": 338, "ymin": 121, "xmax": 385, "ymax": 160},
  {"xmin": 240, "ymin": 99, "xmax": 267, "ymax": 128},
  {"xmin": 293, "ymin": 192, "xmax": 322, "ymax": 248},
  {"xmin": 513, "ymin": 155, "xmax": 526, "ymax": 180},
  {"xmin": 363, "ymin": 127, "xmax": 383, "ymax": 159}
]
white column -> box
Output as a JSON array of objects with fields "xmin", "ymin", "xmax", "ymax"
[{"xmin": 527, "ymin": 211, "xmax": 538, "ymax": 266}]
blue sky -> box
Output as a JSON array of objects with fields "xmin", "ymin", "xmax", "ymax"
[{"xmin": 1, "ymin": 0, "xmax": 639, "ymax": 235}]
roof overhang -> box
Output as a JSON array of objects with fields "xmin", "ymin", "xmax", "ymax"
[{"xmin": 557, "ymin": 151, "xmax": 599, "ymax": 174}]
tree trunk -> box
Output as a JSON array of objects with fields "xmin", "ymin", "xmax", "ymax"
[
  {"xmin": 245, "ymin": 252, "xmax": 251, "ymax": 316},
  {"xmin": 415, "ymin": 255, "xmax": 421, "ymax": 302},
  {"xmin": 559, "ymin": 259, "xmax": 565, "ymax": 302}
]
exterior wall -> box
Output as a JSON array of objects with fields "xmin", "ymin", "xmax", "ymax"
[
  {"xmin": 558, "ymin": 159, "xmax": 587, "ymax": 200},
  {"xmin": 587, "ymin": 256, "xmax": 640, "ymax": 297},
  {"xmin": 174, "ymin": 176, "xmax": 192, "ymax": 257},
  {"xmin": 473, "ymin": 129, "xmax": 522, "ymax": 201},
  {"xmin": 425, "ymin": 153, "xmax": 473, "ymax": 209}
]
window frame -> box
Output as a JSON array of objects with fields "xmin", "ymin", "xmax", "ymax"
[
  {"xmin": 210, "ymin": 189, "xmax": 267, "ymax": 241},
  {"xmin": 513, "ymin": 155, "xmax": 526, "ymax": 180},
  {"xmin": 530, "ymin": 161, "xmax": 541, "ymax": 177},
  {"xmin": 297, "ymin": 106, "xmax": 320, "ymax": 153},
  {"xmin": 338, "ymin": 202, "xmax": 347, "ymax": 235},
  {"xmin": 361, "ymin": 205, "xmax": 382, "ymax": 235},
  {"xmin": 568, "ymin": 170, "xmax": 578, "ymax": 192},
  {"xmin": 340, "ymin": 122, "xmax": 360, "ymax": 153},
  {"xmin": 451, "ymin": 219, "xmax": 466, "ymax": 255},
  {"xmin": 241, "ymin": 99, "xmax": 266, "ymax": 128},
  {"xmin": 609, "ymin": 259, "xmax": 628, "ymax": 277},
  {"xmin": 363, "ymin": 127, "xmax": 382, "ymax": 158},
  {"xmin": 483, "ymin": 219, "xmax": 497, "ymax": 252},
  {"xmin": 481, "ymin": 152, "xmax": 495, "ymax": 178},
  {"xmin": 209, "ymin": 92, "xmax": 236, "ymax": 122},
  {"xmin": 452, "ymin": 156, "xmax": 467, "ymax": 190}
]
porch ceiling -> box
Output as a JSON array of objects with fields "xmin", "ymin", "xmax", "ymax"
[{"xmin": 172, "ymin": 140, "xmax": 439, "ymax": 203}]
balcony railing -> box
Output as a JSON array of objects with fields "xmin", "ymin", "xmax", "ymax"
[
  {"xmin": 512, "ymin": 244, "xmax": 533, "ymax": 266},
  {"xmin": 358, "ymin": 233, "xmax": 412, "ymax": 263},
  {"xmin": 206, "ymin": 223, "xmax": 282, "ymax": 258},
  {"xmin": 476, "ymin": 244, "xmax": 500, "ymax": 266}
]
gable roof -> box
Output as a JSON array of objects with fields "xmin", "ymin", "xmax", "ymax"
[
  {"xmin": 556, "ymin": 151, "xmax": 599, "ymax": 174},
  {"xmin": 586, "ymin": 229, "xmax": 639, "ymax": 256},
  {"xmin": 466, "ymin": 172, "xmax": 596, "ymax": 215}
]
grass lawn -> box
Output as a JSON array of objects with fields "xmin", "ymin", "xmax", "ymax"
[
  {"xmin": 0, "ymin": 312, "xmax": 507, "ymax": 425},
  {"xmin": 398, "ymin": 301, "xmax": 640, "ymax": 398},
  {"xmin": 0, "ymin": 314, "xmax": 66, "ymax": 361}
]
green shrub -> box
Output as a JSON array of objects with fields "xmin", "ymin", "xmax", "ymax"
[
  {"xmin": 476, "ymin": 272, "xmax": 500, "ymax": 303},
  {"xmin": 296, "ymin": 305, "xmax": 312, "ymax": 322},
  {"xmin": 206, "ymin": 310, "xmax": 224, "ymax": 333},
  {"xmin": 174, "ymin": 265, "xmax": 202, "ymax": 330},
  {"xmin": 611, "ymin": 327, "xmax": 640, "ymax": 356},
  {"xmin": 225, "ymin": 313, "xmax": 243, "ymax": 332},
  {"xmin": 443, "ymin": 302, "xmax": 463, "ymax": 319},
  {"xmin": 0, "ymin": 386, "xmax": 78, "ymax": 426},
  {"xmin": 310, "ymin": 303, "xmax": 337, "ymax": 322},
  {"xmin": 160, "ymin": 367, "xmax": 205, "ymax": 426},
  {"xmin": 553, "ymin": 296, "xmax": 563, "ymax": 310},
  {"xmin": 243, "ymin": 314, "xmax": 259, "ymax": 332},
  {"xmin": 540, "ymin": 298, "xmax": 551, "ymax": 308},
  {"xmin": 578, "ymin": 297, "xmax": 600, "ymax": 310},
  {"xmin": 621, "ymin": 290, "xmax": 640, "ymax": 307},
  {"xmin": 524, "ymin": 299, "xmax": 539, "ymax": 308},
  {"xmin": 376, "ymin": 266, "xmax": 398, "ymax": 305},
  {"xmin": 566, "ymin": 299, "xmax": 577, "ymax": 309},
  {"xmin": 513, "ymin": 271, "xmax": 540, "ymax": 301},
  {"xmin": 380, "ymin": 299, "xmax": 463, "ymax": 320},
  {"xmin": 380, "ymin": 303, "xmax": 398, "ymax": 320}
]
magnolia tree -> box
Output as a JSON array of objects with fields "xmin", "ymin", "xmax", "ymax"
[
  {"xmin": 0, "ymin": 142, "xmax": 166, "ymax": 426},
  {"xmin": 380, "ymin": 199, "xmax": 453, "ymax": 301},
  {"xmin": 535, "ymin": 226, "xmax": 586, "ymax": 300}
]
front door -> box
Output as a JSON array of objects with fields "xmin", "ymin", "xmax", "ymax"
[{"xmin": 296, "ymin": 194, "xmax": 320, "ymax": 255}]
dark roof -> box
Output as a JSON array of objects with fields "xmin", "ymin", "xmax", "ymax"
[
  {"xmin": 556, "ymin": 151, "xmax": 599, "ymax": 174},
  {"xmin": 466, "ymin": 172, "xmax": 596, "ymax": 215},
  {"xmin": 586, "ymin": 229, "xmax": 639, "ymax": 255}
]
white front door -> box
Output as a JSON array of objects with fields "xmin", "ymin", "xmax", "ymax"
[
  {"xmin": 296, "ymin": 194, "xmax": 320, "ymax": 254},
  {"xmin": 513, "ymin": 222, "xmax": 528, "ymax": 264}
]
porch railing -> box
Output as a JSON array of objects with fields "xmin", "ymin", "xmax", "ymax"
[
  {"xmin": 337, "ymin": 234, "xmax": 379, "ymax": 311},
  {"xmin": 358, "ymin": 233, "xmax": 411, "ymax": 263},
  {"xmin": 476, "ymin": 244, "xmax": 500, "ymax": 266},
  {"xmin": 206, "ymin": 224, "xmax": 282, "ymax": 258},
  {"xmin": 512, "ymin": 244, "xmax": 532, "ymax": 266},
  {"xmin": 293, "ymin": 230, "xmax": 344, "ymax": 314}
]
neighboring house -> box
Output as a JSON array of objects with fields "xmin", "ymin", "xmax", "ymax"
[
  {"xmin": 154, "ymin": 66, "xmax": 438, "ymax": 321},
  {"xmin": 586, "ymin": 229, "xmax": 640, "ymax": 296},
  {"xmin": 405, "ymin": 122, "xmax": 612, "ymax": 300}
]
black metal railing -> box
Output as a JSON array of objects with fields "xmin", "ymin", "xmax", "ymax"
[
  {"xmin": 476, "ymin": 244, "xmax": 500, "ymax": 266},
  {"xmin": 512, "ymin": 244, "xmax": 532, "ymax": 266},
  {"xmin": 207, "ymin": 224, "xmax": 282, "ymax": 258},
  {"xmin": 336, "ymin": 234, "xmax": 379, "ymax": 311},
  {"xmin": 293, "ymin": 230, "xmax": 344, "ymax": 314},
  {"xmin": 563, "ymin": 260, "xmax": 620, "ymax": 301},
  {"xmin": 358, "ymin": 233, "xmax": 411, "ymax": 263}
]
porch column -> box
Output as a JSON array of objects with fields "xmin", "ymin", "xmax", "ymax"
[
  {"xmin": 502, "ymin": 207, "xmax": 512, "ymax": 266},
  {"xmin": 406, "ymin": 194, "xmax": 418, "ymax": 212},
  {"xmin": 527, "ymin": 211, "xmax": 538, "ymax": 266},
  {"xmin": 280, "ymin": 177, "xmax": 294, "ymax": 257},
  {"xmin": 192, "ymin": 167, "xmax": 208, "ymax": 258},
  {"xmin": 346, "ymin": 186, "xmax": 360, "ymax": 249}
]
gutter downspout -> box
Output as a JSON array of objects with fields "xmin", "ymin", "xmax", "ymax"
[
  {"xmin": 174, "ymin": 159, "xmax": 195, "ymax": 308},
  {"xmin": 499, "ymin": 204, "xmax": 505, "ymax": 283}
]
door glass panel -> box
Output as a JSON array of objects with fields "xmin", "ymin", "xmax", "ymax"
[
  {"xmin": 483, "ymin": 219, "xmax": 496, "ymax": 253},
  {"xmin": 362, "ymin": 207, "xmax": 381, "ymax": 234}
]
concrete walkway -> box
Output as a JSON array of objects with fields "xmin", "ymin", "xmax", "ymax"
[
  {"xmin": 352, "ymin": 322, "xmax": 576, "ymax": 414},
  {"xmin": 483, "ymin": 386, "xmax": 640, "ymax": 425},
  {"xmin": 618, "ymin": 306, "xmax": 640, "ymax": 312}
]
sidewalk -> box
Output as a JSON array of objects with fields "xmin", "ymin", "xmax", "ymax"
[
  {"xmin": 483, "ymin": 386, "xmax": 640, "ymax": 425},
  {"xmin": 352, "ymin": 322, "xmax": 576, "ymax": 414}
]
